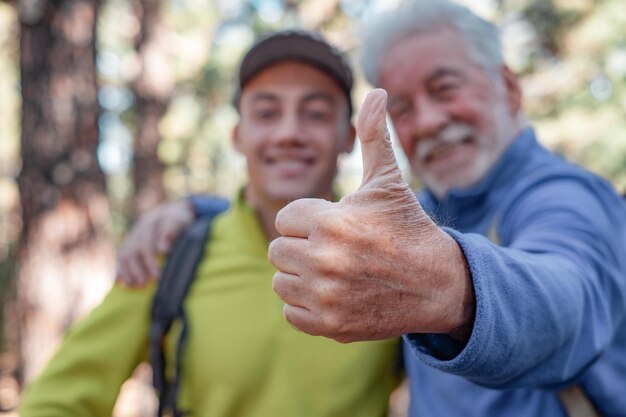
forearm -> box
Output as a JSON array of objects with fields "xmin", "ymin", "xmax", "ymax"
[{"xmin": 408, "ymin": 228, "xmax": 626, "ymax": 389}]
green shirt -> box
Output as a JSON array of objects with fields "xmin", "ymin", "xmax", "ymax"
[{"xmin": 20, "ymin": 193, "xmax": 401, "ymax": 417}]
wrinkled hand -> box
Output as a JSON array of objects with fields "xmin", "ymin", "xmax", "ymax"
[
  {"xmin": 116, "ymin": 199, "xmax": 195, "ymax": 287},
  {"xmin": 269, "ymin": 89, "xmax": 474, "ymax": 343}
]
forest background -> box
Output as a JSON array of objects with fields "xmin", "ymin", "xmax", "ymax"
[{"xmin": 0, "ymin": 0, "xmax": 625, "ymax": 415}]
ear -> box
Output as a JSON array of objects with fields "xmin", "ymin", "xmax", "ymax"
[
  {"xmin": 500, "ymin": 65, "xmax": 522, "ymax": 115},
  {"xmin": 232, "ymin": 123, "xmax": 243, "ymax": 153},
  {"xmin": 342, "ymin": 124, "xmax": 357, "ymax": 154}
]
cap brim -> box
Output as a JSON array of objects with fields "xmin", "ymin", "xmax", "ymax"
[{"xmin": 239, "ymin": 31, "xmax": 352, "ymax": 95}]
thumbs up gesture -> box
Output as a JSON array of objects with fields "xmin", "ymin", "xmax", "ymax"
[{"xmin": 269, "ymin": 89, "xmax": 475, "ymax": 343}]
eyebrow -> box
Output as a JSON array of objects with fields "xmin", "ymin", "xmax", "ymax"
[
  {"xmin": 425, "ymin": 67, "xmax": 465, "ymax": 84},
  {"xmin": 387, "ymin": 67, "xmax": 467, "ymax": 109},
  {"xmin": 301, "ymin": 91, "xmax": 336, "ymax": 105},
  {"xmin": 247, "ymin": 91, "xmax": 337, "ymax": 106},
  {"xmin": 249, "ymin": 92, "xmax": 279, "ymax": 104}
]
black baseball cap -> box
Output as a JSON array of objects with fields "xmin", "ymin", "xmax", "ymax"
[{"xmin": 234, "ymin": 29, "xmax": 354, "ymax": 116}]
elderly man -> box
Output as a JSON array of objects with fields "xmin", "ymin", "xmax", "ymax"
[
  {"xmin": 269, "ymin": 1, "xmax": 626, "ymax": 416},
  {"xmin": 20, "ymin": 30, "xmax": 401, "ymax": 417}
]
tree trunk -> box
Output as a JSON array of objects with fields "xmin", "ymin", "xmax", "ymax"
[
  {"xmin": 17, "ymin": 0, "xmax": 115, "ymax": 384},
  {"xmin": 131, "ymin": 0, "xmax": 173, "ymax": 218}
]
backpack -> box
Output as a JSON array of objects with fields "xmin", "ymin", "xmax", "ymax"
[{"xmin": 149, "ymin": 197, "xmax": 229, "ymax": 417}]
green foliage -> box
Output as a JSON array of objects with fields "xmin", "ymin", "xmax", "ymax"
[
  {"xmin": 512, "ymin": 0, "xmax": 626, "ymax": 192},
  {"xmin": 2, "ymin": 0, "xmax": 625, "ymax": 250}
]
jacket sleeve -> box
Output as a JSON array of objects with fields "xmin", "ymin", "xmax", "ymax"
[
  {"xmin": 20, "ymin": 284, "xmax": 155, "ymax": 417},
  {"xmin": 405, "ymin": 177, "xmax": 626, "ymax": 389}
]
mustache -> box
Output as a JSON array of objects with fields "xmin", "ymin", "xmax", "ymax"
[{"xmin": 416, "ymin": 123, "xmax": 477, "ymax": 161}]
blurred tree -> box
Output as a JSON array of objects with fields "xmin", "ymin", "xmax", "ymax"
[
  {"xmin": 130, "ymin": 0, "xmax": 173, "ymax": 218},
  {"xmin": 16, "ymin": 0, "xmax": 115, "ymax": 384},
  {"xmin": 511, "ymin": 0, "xmax": 626, "ymax": 191},
  {"xmin": 520, "ymin": 0, "xmax": 582, "ymax": 57}
]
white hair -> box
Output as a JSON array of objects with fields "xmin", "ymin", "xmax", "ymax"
[{"xmin": 359, "ymin": 0, "xmax": 503, "ymax": 85}]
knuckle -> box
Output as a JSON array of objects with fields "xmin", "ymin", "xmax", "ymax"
[
  {"xmin": 276, "ymin": 199, "xmax": 306, "ymax": 226},
  {"xmin": 282, "ymin": 305, "xmax": 304, "ymax": 330},
  {"xmin": 320, "ymin": 313, "xmax": 343, "ymax": 336},
  {"xmin": 281, "ymin": 304, "xmax": 291, "ymax": 321},
  {"xmin": 274, "ymin": 210, "xmax": 290, "ymax": 233},
  {"xmin": 271, "ymin": 272, "xmax": 287, "ymax": 296},
  {"xmin": 316, "ymin": 210, "xmax": 343, "ymax": 235},
  {"xmin": 315, "ymin": 280, "xmax": 338, "ymax": 305},
  {"xmin": 314, "ymin": 249, "xmax": 346, "ymax": 277},
  {"xmin": 267, "ymin": 238, "xmax": 284, "ymax": 264}
]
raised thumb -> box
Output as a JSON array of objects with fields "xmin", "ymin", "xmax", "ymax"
[{"xmin": 356, "ymin": 89, "xmax": 402, "ymax": 189}]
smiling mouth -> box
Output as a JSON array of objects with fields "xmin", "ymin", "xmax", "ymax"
[
  {"xmin": 266, "ymin": 156, "xmax": 315, "ymax": 165},
  {"xmin": 425, "ymin": 136, "xmax": 473, "ymax": 163},
  {"xmin": 265, "ymin": 156, "xmax": 317, "ymax": 176}
]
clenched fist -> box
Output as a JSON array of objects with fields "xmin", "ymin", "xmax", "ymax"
[{"xmin": 269, "ymin": 89, "xmax": 475, "ymax": 343}]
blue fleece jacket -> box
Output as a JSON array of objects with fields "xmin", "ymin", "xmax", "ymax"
[{"xmin": 406, "ymin": 128, "xmax": 626, "ymax": 416}]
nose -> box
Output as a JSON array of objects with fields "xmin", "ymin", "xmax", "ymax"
[
  {"xmin": 272, "ymin": 112, "xmax": 305, "ymax": 146},
  {"xmin": 414, "ymin": 96, "xmax": 448, "ymax": 139}
]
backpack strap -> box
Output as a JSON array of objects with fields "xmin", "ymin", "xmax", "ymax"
[
  {"xmin": 150, "ymin": 197, "xmax": 229, "ymax": 417},
  {"xmin": 558, "ymin": 384, "xmax": 601, "ymax": 417}
]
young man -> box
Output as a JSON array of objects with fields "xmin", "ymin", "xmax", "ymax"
[
  {"xmin": 20, "ymin": 30, "xmax": 401, "ymax": 417},
  {"xmin": 269, "ymin": 1, "xmax": 626, "ymax": 416}
]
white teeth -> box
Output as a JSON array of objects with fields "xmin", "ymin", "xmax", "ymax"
[
  {"xmin": 415, "ymin": 123, "xmax": 476, "ymax": 163},
  {"xmin": 267, "ymin": 154, "xmax": 314, "ymax": 164},
  {"xmin": 271, "ymin": 159, "xmax": 311, "ymax": 169},
  {"xmin": 278, "ymin": 160, "xmax": 304, "ymax": 166}
]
